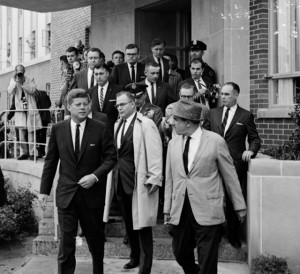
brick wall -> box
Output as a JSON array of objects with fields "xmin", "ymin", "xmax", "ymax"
[
  {"xmin": 50, "ymin": 6, "xmax": 91, "ymax": 103},
  {"xmin": 249, "ymin": 0, "xmax": 294, "ymax": 149}
]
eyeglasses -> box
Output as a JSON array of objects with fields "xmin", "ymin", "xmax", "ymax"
[
  {"xmin": 180, "ymin": 95, "xmax": 194, "ymax": 99},
  {"xmin": 115, "ymin": 101, "xmax": 132, "ymax": 109},
  {"xmin": 126, "ymin": 53, "xmax": 138, "ymax": 56}
]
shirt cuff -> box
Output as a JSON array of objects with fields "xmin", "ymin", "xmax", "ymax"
[{"xmin": 91, "ymin": 173, "xmax": 98, "ymax": 182}]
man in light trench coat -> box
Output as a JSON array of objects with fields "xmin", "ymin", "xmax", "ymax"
[{"xmin": 106, "ymin": 86, "xmax": 163, "ymax": 274}]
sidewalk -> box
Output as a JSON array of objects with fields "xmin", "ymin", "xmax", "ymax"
[{"xmin": 14, "ymin": 256, "xmax": 249, "ymax": 274}]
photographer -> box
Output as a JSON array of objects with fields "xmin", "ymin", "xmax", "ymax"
[
  {"xmin": 7, "ymin": 64, "xmax": 42, "ymax": 160},
  {"xmin": 59, "ymin": 47, "xmax": 79, "ymax": 119}
]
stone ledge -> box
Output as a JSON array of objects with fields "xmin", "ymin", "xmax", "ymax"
[{"xmin": 257, "ymin": 108, "xmax": 291, "ymax": 119}]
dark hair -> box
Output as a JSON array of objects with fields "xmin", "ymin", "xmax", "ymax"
[
  {"xmin": 190, "ymin": 58, "xmax": 203, "ymax": 66},
  {"xmin": 66, "ymin": 47, "xmax": 79, "ymax": 55},
  {"xmin": 60, "ymin": 55, "xmax": 68, "ymax": 64},
  {"xmin": 180, "ymin": 83, "xmax": 196, "ymax": 94},
  {"xmin": 173, "ymin": 115, "xmax": 200, "ymax": 125},
  {"xmin": 112, "ymin": 50, "xmax": 125, "ymax": 59},
  {"xmin": 87, "ymin": 47, "xmax": 105, "ymax": 59},
  {"xmin": 67, "ymin": 89, "xmax": 91, "ymax": 105},
  {"xmin": 125, "ymin": 43, "xmax": 139, "ymax": 53},
  {"xmin": 151, "ymin": 38, "xmax": 166, "ymax": 47},
  {"xmin": 145, "ymin": 61, "xmax": 160, "ymax": 70},
  {"xmin": 223, "ymin": 82, "xmax": 240, "ymax": 94},
  {"xmin": 94, "ymin": 63, "xmax": 110, "ymax": 72},
  {"xmin": 15, "ymin": 64, "xmax": 25, "ymax": 73}
]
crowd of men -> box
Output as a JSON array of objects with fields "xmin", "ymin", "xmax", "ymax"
[{"xmin": 4, "ymin": 37, "xmax": 261, "ymax": 274}]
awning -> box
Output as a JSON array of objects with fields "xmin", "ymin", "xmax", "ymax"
[{"xmin": 0, "ymin": 0, "xmax": 96, "ymax": 12}]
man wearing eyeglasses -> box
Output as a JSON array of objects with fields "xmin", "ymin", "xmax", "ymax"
[
  {"xmin": 70, "ymin": 47, "xmax": 105, "ymax": 91},
  {"xmin": 111, "ymin": 44, "xmax": 145, "ymax": 88},
  {"xmin": 107, "ymin": 89, "xmax": 163, "ymax": 273}
]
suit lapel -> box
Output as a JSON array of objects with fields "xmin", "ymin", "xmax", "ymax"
[
  {"xmin": 78, "ymin": 118, "xmax": 92, "ymax": 162},
  {"xmin": 225, "ymin": 105, "xmax": 241, "ymax": 137},
  {"xmin": 114, "ymin": 119, "xmax": 123, "ymax": 147},
  {"xmin": 121, "ymin": 113, "xmax": 136, "ymax": 146},
  {"xmin": 189, "ymin": 129, "xmax": 210, "ymax": 174},
  {"xmin": 124, "ymin": 64, "xmax": 132, "ymax": 83},
  {"xmin": 84, "ymin": 70, "xmax": 89, "ymax": 90},
  {"xmin": 216, "ymin": 107, "xmax": 224, "ymax": 135},
  {"xmin": 92, "ymin": 85, "xmax": 101, "ymax": 112},
  {"xmin": 154, "ymin": 82, "xmax": 161, "ymax": 105},
  {"xmin": 102, "ymin": 83, "xmax": 112, "ymax": 110},
  {"xmin": 65, "ymin": 119, "xmax": 77, "ymax": 163}
]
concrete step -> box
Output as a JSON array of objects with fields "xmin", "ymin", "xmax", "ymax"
[
  {"xmin": 43, "ymin": 202, "xmax": 55, "ymax": 218},
  {"xmin": 33, "ymin": 236, "xmax": 247, "ymax": 262},
  {"xmin": 38, "ymin": 219, "xmax": 169, "ymax": 238}
]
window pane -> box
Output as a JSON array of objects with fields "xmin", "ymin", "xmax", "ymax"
[
  {"xmin": 273, "ymin": 78, "xmax": 300, "ymax": 104},
  {"xmin": 295, "ymin": 0, "xmax": 300, "ymax": 71}
]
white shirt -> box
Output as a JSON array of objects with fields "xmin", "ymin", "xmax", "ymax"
[
  {"xmin": 98, "ymin": 81, "xmax": 109, "ymax": 109},
  {"xmin": 87, "ymin": 68, "xmax": 96, "ymax": 89},
  {"xmin": 145, "ymin": 78, "xmax": 156, "ymax": 104},
  {"xmin": 117, "ymin": 111, "xmax": 136, "ymax": 148},
  {"xmin": 154, "ymin": 55, "xmax": 164, "ymax": 79},
  {"xmin": 127, "ymin": 62, "xmax": 137, "ymax": 81},
  {"xmin": 70, "ymin": 119, "xmax": 86, "ymax": 151},
  {"xmin": 222, "ymin": 104, "xmax": 238, "ymax": 136},
  {"xmin": 183, "ymin": 127, "xmax": 202, "ymax": 172}
]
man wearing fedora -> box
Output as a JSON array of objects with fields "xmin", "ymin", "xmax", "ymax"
[{"xmin": 164, "ymin": 100, "xmax": 246, "ymax": 274}]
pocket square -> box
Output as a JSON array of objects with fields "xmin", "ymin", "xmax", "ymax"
[
  {"xmin": 90, "ymin": 144, "xmax": 96, "ymax": 146},
  {"xmin": 236, "ymin": 122, "xmax": 243, "ymax": 125}
]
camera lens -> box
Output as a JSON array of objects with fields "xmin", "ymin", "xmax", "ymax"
[{"xmin": 17, "ymin": 73, "xmax": 24, "ymax": 77}]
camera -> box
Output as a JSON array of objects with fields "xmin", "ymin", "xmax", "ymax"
[
  {"xmin": 67, "ymin": 65, "xmax": 74, "ymax": 82},
  {"xmin": 17, "ymin": 72, "xmax": 24, "ymax": 78}
]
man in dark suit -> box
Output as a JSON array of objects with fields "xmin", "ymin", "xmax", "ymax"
[
  {"xmin": 179, "ymin": 58, "xmax": 218, "ymax": 108},
  {"xmin": 70, "ymin": 48, "xmax": 105, "ymax": 91},
  {"xmin": 139, "ymin": 61, "xmax": 175, "ymax": 114},
  {"xmin": 184, "ymin": 40, "xmax": 216, "ymax": 82},
  {"xmin": 202, "ymin": 82, "xmax": 261, "ymax": 248},
  {"xmin": 108, "ymin": 91, "xmax": 162, "ymax": 273},
  {"xmin": 111, "ymin": 44, "xmax": 145, "ymax": 88},
  {"xmin": 141, "ymin": 38, "xmax": 169, "ymax": 83},
  {"xmin": 90, "ymin": 63, "xmax": 122, "ymax": 134},
  {"xmin": 165, "ymin": 99, "xmax": 246, "ymax": 274},
  {"xmin": 39, "ymin": 89, "xmax": 117, "ymax": 274}
]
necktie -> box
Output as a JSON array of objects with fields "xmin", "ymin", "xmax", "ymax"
[
  {"xmin": 99, "ymin": 87, "xmax": 104, "ymax": 111},
  {"xmin": 222, "ymin": 107, "xmax": 230, "ymax": 136},
  {"xmin": 197, "ymin": 79, "xmax": 202, "ymax": 91},
  {"xmin": 157, "ymin": 58, "xmax": 162, "ymax": 80},
  {"xmin": 151, "ymin": 83, "xmax": 155, "ymax": 104},
  {"xmin": 183, "ymin": 136, "xmax": 191, "ymax": 175},
  {"xmin": 120, "ymin": 119, "xmax": 127, "ymax": 143},
  {"xmin": 75, "ymin": 124, "xmax": 80, "ymax": 161},
  {"xmin": 131, "ymin": 65, "xmax": 135, "ymax": 82},
  {"xmin": 90, "ymin": 73, "xmax": 94, "ymax": 88}
]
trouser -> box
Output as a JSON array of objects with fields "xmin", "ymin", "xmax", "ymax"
[
  {"xmin": 36, "ymin": 127, "xmax": 47, "ymax": 155},
  {"xmin": 117, "ymin": 178, "xmax": 153, "ymax": 274},
  {"xmin": 169, "ymin": 194, "xmax": 222, "ymax": 274},
  {"xmin": 57, "ymin": 189, "xmax": 105, "ymax": 274},
  {"xmin": 19, "ymin": 128, "xmax": 35, "ymax": 156}
]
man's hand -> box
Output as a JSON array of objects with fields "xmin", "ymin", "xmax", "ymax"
[
  {"xmin": 78, "ymin": 174, "xmax": 97, "ymax": 189},
  {"xmin": 148, "ymin": 184, "xmax": 159, "ymax": 194},
  {"xmin": 164, "ymin": 213, "xmax": 171, "ymax": 224},
  {"xmin": 242, "ymin": 150, "xmax": 254, "ymax": 162},
  {"xmin": 38, "ymin": 194, "xmax": 48, "ymax": 211},
  {"xmin": 236, "ymin": 209, "xmax": 247, "ymax": 223}
]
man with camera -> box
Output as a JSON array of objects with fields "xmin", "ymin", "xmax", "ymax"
[{"xmin": 7, "ymin": 65, "xmax": 42, "ymax": 160}]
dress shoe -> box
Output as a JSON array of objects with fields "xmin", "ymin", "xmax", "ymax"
[
  {"xmin": 123, "ymin": 260, "xmax": 139, "ymax": 269},
  {"xmin": 17, "ymin": 154, "xmax": 29, "ymax": 160},
  {"xmin": 37, "ymin": 152, "xmax": 45, "ymax": 159},
  {"xmin": 123, "ymin": 237, "xmax": 128, "ymax": 245},
  {"xmin": 29, "ymin": 155, "xmax": 35, "ymax": 161},
  {"xmin": 229, "ymin": 238, "xmax": 242, "ymax": 248}
]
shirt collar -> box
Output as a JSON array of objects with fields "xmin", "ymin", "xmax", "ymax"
[
  {"xmin": 224, "ymin": 104, "xmax": 238, "ymax": 111},
  {"xmin": 189, "ymin": 126, "xmax": 202, "ymax": 140},
  {"xmin": 145, "ymin": 78, "xmax": 154, "ymax": 87},
  {"xmin": 99, "ymin": 81, "xmax": 109, "ymax": 89},
  {"xmin": 124, "ymin": 111, "xmax": 136, "ymax": 124},
  {"xmin": 70, "ymin": 118, "xmax": 87, "ymax": 130}
]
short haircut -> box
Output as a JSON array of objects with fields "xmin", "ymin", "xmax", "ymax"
[
  {"xmin": 116, "ymin": 91, "xmax": 134, "ymax": 101},
  {"xmin": 60, "ymin": 55, "xmax": 68, "ymax": 64},
  {"xmin": 125, "ymin": 43, "xmax": 139, "ymax": 53},
  {"xmin": 67, "ymin": 88, "xmax": 91, "ymax": 105},
  {"xmin": 145, "ymin": 61, "xmax": 160, "ymax": 70},
  {"xmin": 164, "ymin": 53, "xmax": 178, "ymax": 62},
  {"xmin": 15, "ymin": 64, "xmax": 25, "ymax": 73},
  {"xmin": 223, "ymin": 82, "xmax": 240, "ymax": 94},
  {"xmin": 94, "ymin": 63, "xmax": 110, "ymax": 72},
  {"xmin": 66, "ymin": 47, "xmax": 79, "ymax": 55},
  {"xmin": 112, "ymin": 50, "xmax": 125, "ymax": 59},
  {"xmin": 173, "ymin": 115, "xmax": 200, "ymax": 125},
  {"xmin": 87, "ymin": 47, "xmax": 105, "ymax": 59},
  {"xmin": 151, "ymin": 38, "xmax": 166, "ymax": 47},
  {"xmin": 180, "ymin": 83, "xmax": 196, "ymax": 95},
  {"xmin": 190, "ymin": 58, "xmax": 203, "ymax": 66}
]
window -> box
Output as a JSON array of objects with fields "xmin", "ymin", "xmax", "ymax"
[
  {"xmin": 18, "ymin": 37, "xmax": 23, "ymax": 63},
  {"xmin": 26, "ymin": 31, "xmax": 36, "ymax": 59},
  {"xmin": 42, "ymin": 23, "xmax": 51, "ymax": 54},
  {"xmin": 270, "ymin": 0, "xmax": 300, "ymax": 106}
]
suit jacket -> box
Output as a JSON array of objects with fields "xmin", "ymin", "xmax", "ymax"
[
  {"xmin": 139, "ymin": 80, "xmax": 175, "ymax": 114},
  {"xmin": 164, "ymin": 129, "xmax": 246, "ymax": 226},
  {"xmin": 90, "ymin": 82, "xmax": 122, "ymax": 133},
  {"xmin": 40, "ymin": 118, "xmax": 117, "ymax": 209},
  {"xmin": 139, "ymin": 102, "xmax": 163, "ymax": 128},
  {"xmin": 184, "ymin": 62, "xmax": 216, "ymax": 86},
  {"xmin": 108, "ymin": 112, "xmax": 163, "ymax": 229},
  {"xmin": 202, "ymin": 105, "xmax": 261, "ymax": 165},
  {"xmin": 110, "ymin": 62, "xmax": 145, "ymax": 88},
  {"xmin": 70, "ymin": 70, "xmax": 89, "ymax": 91},
  {"xmin": 141, "ymin": 55, "xmax": 169, "ymax": 83}
]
